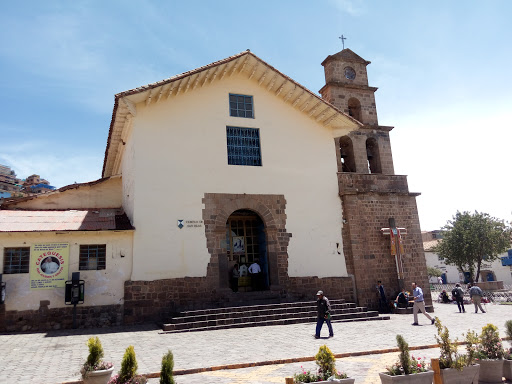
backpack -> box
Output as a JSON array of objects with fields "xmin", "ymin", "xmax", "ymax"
[{"xmin": 452, "ymin": 288, "xmax": 460, "ymax": 298}]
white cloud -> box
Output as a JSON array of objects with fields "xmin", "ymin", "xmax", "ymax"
[{"xmin": 328, "ymin": 0, "xmax": 366, "ymax": 16}]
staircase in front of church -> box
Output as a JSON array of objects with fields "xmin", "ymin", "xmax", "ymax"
[{"xmin": 161, "ymin": 299, "xmax": 390, "ymax": 333}]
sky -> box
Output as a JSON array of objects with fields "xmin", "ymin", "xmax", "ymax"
[{"xmin": 0, "ymin": 1, "xmax": 511, "ymax": 231}]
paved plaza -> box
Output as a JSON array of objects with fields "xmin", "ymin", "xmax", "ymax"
[{"xmin": 0, "ymin": 301, "xmax": 511, "ymax": 384}]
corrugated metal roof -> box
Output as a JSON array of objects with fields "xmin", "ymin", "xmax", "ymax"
[{"xmin": 0, "ymin": 209, "xmax": 134, "ymax": 232}]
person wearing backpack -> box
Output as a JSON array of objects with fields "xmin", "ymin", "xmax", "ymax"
[{"xmin": 452, "ymin": 283, "xmax": 465, "ymax": 313}]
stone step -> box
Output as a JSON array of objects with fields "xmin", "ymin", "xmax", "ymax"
[
  {"xmin": 171, "ymin": 301, "xmax": 353, "ymax": 323},
  {"xmin": 162, "ymin": 311, "xmax": 389, "ymax": 333},
  {"xmin": 171, "ymin": 304, "xmax": 366, "ymax": 324},
  {"xmin": 394, "ymin": 305, "xmax": 434, "ymax": 315},
  {"xmin": 175, "ymin": 299, "xmax": 347, "ymax": 317},
  {"xmin": 161, "ymin": 298, "xmax": 389, "ymax": 333}
]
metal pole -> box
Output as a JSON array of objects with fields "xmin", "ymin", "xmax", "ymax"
[{"xmin": 73, "ymin": 303, "xmax": 77, "ymax": 329}]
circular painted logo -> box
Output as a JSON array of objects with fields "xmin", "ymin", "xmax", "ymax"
[{"xmin": 40, "ymin": 256, "xmax": 61, "ymax": 275}]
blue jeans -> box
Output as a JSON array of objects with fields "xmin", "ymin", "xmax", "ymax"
[{"xmin": 316, "ymin": 316, "xmax": 333, "ymax": 337}]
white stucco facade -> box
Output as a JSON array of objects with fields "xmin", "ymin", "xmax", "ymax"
[
  {"xmin": 426, "ymin": 250, "xmax": 512, "ymax": 285},
  {"xmin": 118, "ymin": 72, "xmax": 352, "ymax": 281}
]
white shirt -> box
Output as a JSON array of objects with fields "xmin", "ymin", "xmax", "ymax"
[
  {"xmin": 248, "ymin": 263, "xmax": 261, "ymax": 274},
  {"xmin": 42, "ymin": 260, "xmax": 59, "ymax": 274},
  {"xmin": 239, "ymin": 265, "xmax": 248, "ymax": 277}
]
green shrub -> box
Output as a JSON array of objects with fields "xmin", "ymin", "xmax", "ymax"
[
  {"xmin": 315, "ymin": 344, "xmax": 336, "ymax": 379},
  {"xmin": 160, "ymin": 350, "xmax": 175, "ymax": 384},
  {"xmin": 119, "ymin": 345, "xmax": 138, "ymax": 382},
  {"xmin": 505, "ymin": 320, "xmax": 512, "ymax": 339},
  {"xmin": 478, "ymin": 323, "xmax": 504, "ymax": 359},
  {"xmin": 434, "ymin": 318, "xmax": 466, "ymax": 370},
  {"xmin": 81, "ymin": 337, "xmax": 113, "ymax": 378},
  {"xmin": 293, "ymin": 345, "xmax": 347, "ymax": 383},
  {"xmin": 86, "ymin": 337, "xmax": 104, "ymax": 368},
  {"xmin": 386, "ymin": 334, "xmax": 429, "ymax": 375},
  {"xmin": 465, "ymin": 330, "xmax": 479, "ymax": 366}
]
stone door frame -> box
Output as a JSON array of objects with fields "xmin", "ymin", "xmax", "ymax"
[{"xmin": 202, "ymin": 193, "xmax": 290, "ymax": 292}]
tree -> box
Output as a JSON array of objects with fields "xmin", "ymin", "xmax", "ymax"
[
  {"xmin": 434, "ymin": 211, "xmax": 511, "ymax": 283},
  {"xmin": 427, "ymin": 266, "xmax": 443, "ymax": 280}
]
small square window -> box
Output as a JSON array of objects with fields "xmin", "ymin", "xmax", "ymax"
[
  {"xmin": 3, "ymin": 247, "xmax": 30, "ymax": 274},
  {"xmin": 79, "ymin": 245, "xmax": 106, "ymax": 270},
  {"xmin": 229, "ymin": 94, "xmax": 254, "ymax": 118},
  {"xmin": 226, "ymin": 126, "xmax": 262, "ymax": 166}
]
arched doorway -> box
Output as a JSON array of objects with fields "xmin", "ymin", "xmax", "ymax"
[{"xmin": 226, "ymin": 209, "xmax": 269, "ymax": 291}]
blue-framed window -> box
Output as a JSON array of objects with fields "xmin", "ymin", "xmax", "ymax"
[
  {"xmin": 79, "ymin": 244, "xmax": 106, "ymax": 270},
  {"xmin": 229, "ymin": 94, "xmax": 254, "ymax": 118},
  {"xmin": 3, "ymin": 247, "xmax": 30, "ymax": 274},
  {"xmin": 502, "ymin": 249, "xmax": 512, "ymax": 266},
  {"xmin": 226, "ymin": 127, "xmax": 262, "ymax": 166}
]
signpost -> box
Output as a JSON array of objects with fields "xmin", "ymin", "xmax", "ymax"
[{"xmin": 65, "ymin": 272, "xmax": 84, "ymax": 329}]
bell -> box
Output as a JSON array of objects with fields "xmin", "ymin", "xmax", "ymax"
[
  {"xmin": 340, "ymin": 147, "xmax": 347, "ymax": 158},
  {"xmin": 367, "ymin": 148, "xmax": 373, "ymax": 159}
]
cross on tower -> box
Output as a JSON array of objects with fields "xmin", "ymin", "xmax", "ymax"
[
  {"xmin": 339, "ymin": 35, "xmax": 347, "ymax": 49},
  {"xmin": 381, "ymin": 218, "xmax": 408, "ymax": 289}
]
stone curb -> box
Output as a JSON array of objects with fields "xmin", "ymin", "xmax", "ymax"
[{"xmin": 61, "ymin": 337, "xmax": 511, "ymax": 383}]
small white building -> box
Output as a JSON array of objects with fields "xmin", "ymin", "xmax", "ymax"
[{"xmin": 423, "ymin": 231, "xmax": 512, "ymax": 286}]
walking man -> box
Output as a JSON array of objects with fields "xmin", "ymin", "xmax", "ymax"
[
  {"xmin": 315, "ymin": 290, "xmax": 334, "ymax": 339},
  {"xmin": 411, "ymin": 282, "xmax": 435, "ymax": 325},
  {"xmin": 468, "ymin": 283, "xmax": 486, "ymax": 313},
  {"xmin": 452, "ymin": 283, "xmax": 465, "ymax": 313}
]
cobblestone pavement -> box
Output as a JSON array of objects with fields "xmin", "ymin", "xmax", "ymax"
[{"xmin": 0, "ymin": 302, "xmax": 510, "ymax": 384}]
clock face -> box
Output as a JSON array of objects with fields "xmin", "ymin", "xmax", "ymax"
[{"xmin": 344, "ymin": 67, "xmax": 356, "ymax": 80}]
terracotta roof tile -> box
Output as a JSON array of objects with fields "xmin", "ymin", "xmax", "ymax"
[{"xmin": 423, "ymin": 239, "xmax": 440, "ymax": 252}]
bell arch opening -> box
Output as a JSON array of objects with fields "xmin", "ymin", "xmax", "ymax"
[
  {"xmin": 339, "ymin": 136, "xmax": 356, "ymax": 173},
  {"xmin": 347, "ymin": 97, "xmax": 362, "ymax": 122},
  {"xmin": 366, "ymin": 137, "xmax": 382, "ymax": 174}
]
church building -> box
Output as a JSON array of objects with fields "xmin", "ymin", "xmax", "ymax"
[{"xmin": 0, "ymin": 49, "xmax": 432, "ymax": 331}]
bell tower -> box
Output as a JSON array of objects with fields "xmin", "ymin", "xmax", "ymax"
[
  {"xmin": 319, "ymin": 49, "xmax": 394, "ymax": 175},
  {"xmin": 321, "ymin": 49, "xmax": 432, "ymax": 312}
]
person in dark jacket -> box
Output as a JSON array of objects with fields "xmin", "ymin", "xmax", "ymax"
[
  {"xmin": 395, "ymin": 288, "xmax": 409, "ymax": 308},
  {"xmin": 452, "ymin": 283, "xmax": 465, "ymax": 313},
  {"xmin": 315, "ymin": 290, "xmax": 334, "ymax": 339}
]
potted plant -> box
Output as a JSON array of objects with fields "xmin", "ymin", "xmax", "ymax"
[
  {"xmin": 160, "ymin": 350, "xmax": 175, "ymax": 384},
  {"xmin": 108, "ymin": 345, "xmax": 147, "ymax": 384},
  {"xmin": 503, "ymin": 320, "xmax": 512, "ymax": 381},
  {"xmin": 293, "ymin": 345, "xmax": 354, "ymax": 383},
  {"xmin": 433, "ymin": 318, "xmax": 480, "ymax": 383},
  {"xmin": 80, "ymin": 337, "xmax": 114, "ymax": 384},
  {"xmin": 379, "ymin": 334, "xmax": 433, "ymax": 384},
  {"xmin": 476, "ymin": 323, "xmax": 505, "ymax": 384}
]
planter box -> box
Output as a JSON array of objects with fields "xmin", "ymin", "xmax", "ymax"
[
  {"xmin": 503, "ymin": 359, "xmax": 512, "ymax": 381},
  {"xmin": 297, "ymin": 379, "xmax": 355, "ymax": 383},
  {"xmin": 379, "ymin": 371, "xmax": 434, "ymax": 384},
  {"xmin": 83, "ymin": 366, "xmax": 115, "ymax": 384},
  {"xmin": 439, "ymin": 364, "xmax": 479, "ymax": 384},
  {"xmin": 478, "ymin": 359, "xmax": 504, "ymax": 384}
]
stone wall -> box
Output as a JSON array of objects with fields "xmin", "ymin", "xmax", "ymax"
[
  {"xmin": 322, "ymin": 85, "xmax": 378, "ymax": 126},
  {"xmin": 0, "ymin": 302, "xmax": 122, "ymax": 332},
  {"xmin": 286, "ymin": 276, "xmax": 355, "ymax": 303},
  {"xmin": 339, "ymin": 173, "xmax": 431, "ymax": 310}
]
